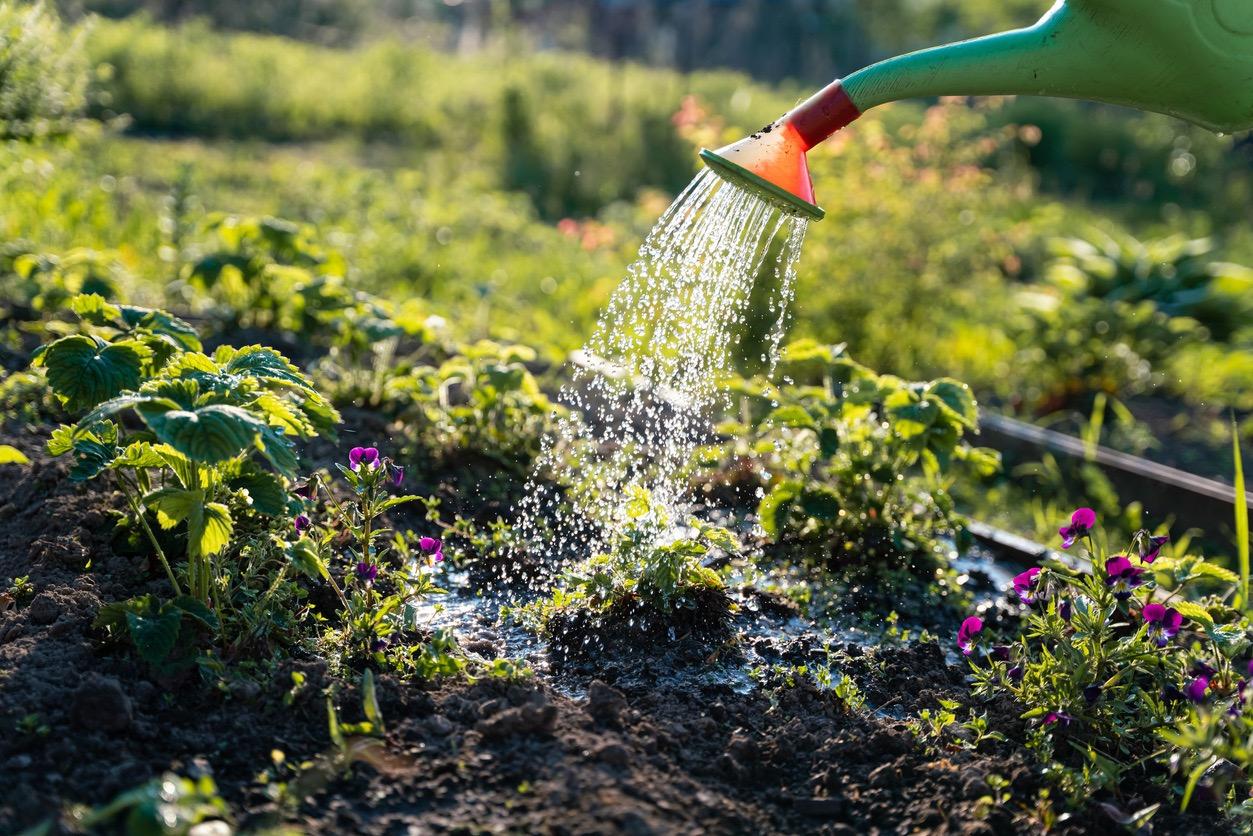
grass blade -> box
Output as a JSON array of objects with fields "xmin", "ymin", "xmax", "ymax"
[{"xmin": 1235, "ymin": 419, "xmax": 1249, "ymax": 612}]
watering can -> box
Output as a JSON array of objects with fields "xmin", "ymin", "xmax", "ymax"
[{"xmin": 701, "ymin": 0, "xmax": 1253, "ymax": 220}]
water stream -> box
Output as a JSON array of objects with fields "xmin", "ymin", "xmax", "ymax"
[{"xmin": 515, "ymin": 170, "xmax": 808, "ymax": 564}]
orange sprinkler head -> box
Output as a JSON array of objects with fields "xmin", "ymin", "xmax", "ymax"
[{"xmin": 701, "ymin": 81, "xmax": 861, "ymax": 222}]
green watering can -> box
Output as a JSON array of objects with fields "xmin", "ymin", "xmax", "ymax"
[{"xmin": 702, "ymin": 0, "xmax": 1253, "ymax": 220}]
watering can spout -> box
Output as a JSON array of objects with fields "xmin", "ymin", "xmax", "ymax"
[{"xmin": 703, "ymin": 0, "xmax": 1253, "ymax": 220}]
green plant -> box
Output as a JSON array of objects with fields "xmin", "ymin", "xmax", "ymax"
[
  {"xmin": 70, "ymin": 772, "xmax": 230, "ymax": 836},
  {"xmin": 704, "ymin": 341, "xmax": 998, "ymax": 566},
  {"xmin": 0, "ymin": 247, "xmax": 126, "ymax": 317},
  {"xmin": 511, "ymin": 486, "xmax": 734, "ymax": 639},
  {"xmin": 36, "ymin": 294, "xmax": 337, "ymax": 606},
  {"xmin": 287, "ymin": 445, "xmax": 445, "ymax": 664},
  {"xmin": 0, "ymin": 1, "xmax": 88, "ymax": 141},
  {"xmin": 965, "ymin": 506, "xmax": 1249, "ymax": 815}
]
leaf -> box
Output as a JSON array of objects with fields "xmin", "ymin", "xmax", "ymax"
[
  {"xmin": 287, "ymin": 538, "xmax": 329, "ymax": 581},
  {"xmin": 362, "ymin": 669, "xmax": 383, "ymax": 732},
  {"xmin": 39, "ymin": 335, "xmax": 149, "ymax": 411},
  {"xmin": 144, "ymin": 488, "xmax": 202, "ymax": 529},
  {"xmin": 170, "ymin": 595, "xmax": 220, "ymax": 631},
  {"xmin": 927, "ymin": 379, "xmax": 979, "ymax": 430},
  {"xmin": 118, "ymin": 305, "xmax": 202, "ymax": 352},
  {"xmin": 758, "ymin": 480, "xmax": 802, "ymax": 539},
  {"xmin": 1172, "ymin": 600, "xmax": 1214, "ymax": 629},
  {"xmin": 227, "ymin": 465, "xmax": 289, "ymax": 516},
  {"xmin": 799, "ymin": 486, "xmax": 841, "ymax": 521},
  {"xmin": 216, "ymin": 344, "xmax": 311, "ymax": 390},
  {"xmin": 197, "ymin": 503, "xmax": 233, "ymax": 558},
  {"xmin": 125, "ymin": 606, "xmax": 182, "ymax": 666},
  {"xmin": 69, "ymin": 293, "xmax": 122, "ymax": 325},
  {"xmin": 376, "ymin": 495, "xmax": 421, "ymax": 512},
  {"xmin": 765, "ymin": 405, "xmax": 817, "ymax": 430},
  {"xmin": 818, "ymin": 426, "xmax": 840, "ymax": 458},
  {"xmin": 142, "ymin": 403, "xmax": 267, "ymax": 464},
  {"xmin": 0, "ymin": 445, "xmax": 29, "ymax": 465}
]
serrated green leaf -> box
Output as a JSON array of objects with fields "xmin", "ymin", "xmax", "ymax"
[
  {"xmin": 69, "ymin": 293, "xmax": 122, "ymax": 325},
  {"xmin": 287, "ymin": 537, "xmax": 329, "ymax": 581},
  {"xmin": 198, "ymin": 503, "xmax": 233, "ymax": 558},
  {"xmin": 758, "ymin": 480, "xmax": 802, "ymax": 539},
  {"xmin": 1172, "ymin": 600, "xmax": 1215, "ymax": 628},
  {"xmin": 126, "ymin": 606, "xmax": 181, "ymax": 666},
  {"xmin": 141, "ymin": 403, "xmax": 266, "ymax": 464},
  {"xmin": 927, "ymin": 379, "xmax": 979, "ymax": 429},
  {"xmin": 227, "ymin": 465, "xmax": 288, "ymax": 516},
  {"xmin": 765, "ymin": 405, "xmax": 817, "ymax": 430},
  {"xmin": 40, "ymin": 335, "xmax": 149, "ymax": 411},
  {"xmin": 118, "ymin": 305, "xmax": 201, "ymax": 352},
  {"xmin": 145, "ymin": 487, "xmax": 202, "ymax": 528},
  {"xmin": 216, "ymin": 344, "xmax": 311, "ymax": 390},
  {"xmin": 170, "ymin": 595, "xmax": 220, "ymax": 630}
]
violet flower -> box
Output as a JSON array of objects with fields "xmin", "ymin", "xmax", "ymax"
[
  {"xmin": 991, "ymin": 645, "xmax": 1012, "ymax": 663},
  {"xmin": 1104, "ymin": 556, "xmax": 1144, "ymax": 600},
  {"xmin": 1008, "ymin": 664, "xmax": 1024, "ymax": 682},
  {"xmin": 1133, "ymin": 530, "xmax": 1169, "ymax": 564},
  {"xmin": 1192, "ymin": 661, "xmax": 1218, "ymax": 680},
  {"xmin": 1143, "ymin": 603, "xmax": 1184, "ymax": 647},
  {"xmin": 349, "ymin": 446, "xmax": 380, "ymax": 471},
  {"xmin": 1012, "ymin": 567, "xmax": 1041, "ymax": 605},
  {"xmin": 1058, "ymin": 599, "xmax": 1072, "ymax": 622},
  {"xmin": 957, "ymin": 616, "xmax": 983, "ymax": 656},
  {"xmin": 391, "ymin": 465, "xmax": 405, "ymax": 487},
  {"xmin": 1059, "ymin": 507, "xmax": 1096, "ymax": 549},
  {"xmin": 355, "ymin": 561, "xmax": 379, "ymax": 588},
  {"xmin": 1083, "ymin": 684, "xmax": 1102, "ymax": 705},
  {"xmin": 1044, "ymin": 712, "xmax": 1073, "ymax": 727},
  {"xmin": 1184, "ymin": 676, "xmax": 1210, "ymax": 704},
  {"xmin": 419, "ymin": 535, "xmax": 445, "ymax": 563},
  {"xmin": 294, "ymin": 513, "xmax": 310, "ymax": 534}
]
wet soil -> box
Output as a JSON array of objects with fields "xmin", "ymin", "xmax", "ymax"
[{"xmin": 0, "ymin": 422, "xmax": 1228, "ymax": 835}]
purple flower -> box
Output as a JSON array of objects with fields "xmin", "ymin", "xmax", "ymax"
[
  {"xmin": 391, "ymin": 465, "xmax": 405, "ymax": 487},
  {"xmin": 1058, "ymin": 599, "xmax": 1072, "ymax": 622},
  {"xmin": 1192, "ymin": 661, "xmax": 1218, "ymax": 680},
  {"xmin": 419, "ymin": 536, "xmax": 444, "ymax": 563},
  {"xmin": 355, "ymin": 561, "xmax": 379, "ymax": 588},
  {"xmin": 1083, "ymin": 684, "xmax": 1102, "ymax": 705},
  {"xmin": 957, "ymin": 616, "xmax": 983, "ymax": 656},
  {"xmin": 1184, "ymin": 676, "xmax": 1210, "ymax": 704},
  {"xmin": 1104, "ymin": 556, "xmax": 1144, "ymax": 600},
  {"xmin": 371, "ymin": 637, "xmax": 389, "ymax": 653},
  {"xmin": 1008, "ymin": 664, "xmax": 1024, "ymax": 682},
  {"xmin": 1143, "ymin": 603, "xmax": 1184, "ymax": 647},
  {"xmin": 1059, "ymin": 507, "xmax": 1096, "ymax": 549},
  {"xmin": 349, "ymin": 446, "xmax": 380, "ymax": 471},
  {"xmin": 1013, "ymin": 567, "xmax": 1041, "ymax": 605},
  {"xmin": 991, "ymin": 645, "xmax": 1012, "ymax": 662},
  {"xmin": 1134, "ymin": 530, "xmax": 1169, "ymax": 564},
  {"xmin": 1232, "ymin": 680, "xmax": 1249, "ymax": 716},
  {"xmin": 293, "ymin": 480, "xmax": 316, "ymax": 500},
  {"xmin": 1044, "ymin": 711, "xmax": 1073, "ymax": 727},
  {"xmin": 294, "ymin": 513, "xmax": 310, "ymax": 533}
]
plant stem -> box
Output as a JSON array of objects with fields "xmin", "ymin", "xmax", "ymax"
[{"xmin": 120, "ymin": 478, "xmax": 183, "ymax": 597}]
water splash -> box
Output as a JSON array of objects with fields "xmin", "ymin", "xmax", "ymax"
[{"xmin": 516, "ymin": 170, "xmax": 808, "ymax": 568}]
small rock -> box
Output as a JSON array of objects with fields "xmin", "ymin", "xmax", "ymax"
[
  {"xmin": 27, "ymin": 593, "xmax": 60, "ymax": 625},
  {"xmin": 426, "ymin": 714, "xmax": 455, "ymax": 736},
  {"xmin": 585, "ymin": 680, "xmax": 627, "ymax": 721},
  {"xmin": 726, "ymin": 732, "xmax": 758, "ymax": 763},
  {"xmin": 593, "ymin": 742, "xmax": 631, "ymax": 767},
  {"xmin": 868, "ymin": 761, "xmax": 900, "ymax": 788},
  {"xmin": 71, "ymin": 674, "xmax": 133, "ymax": 733}
]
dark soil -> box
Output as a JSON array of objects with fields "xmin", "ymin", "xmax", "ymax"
[{"xmin": 0, "ymin": 422, "xmax": 1229, "ymax": 835}]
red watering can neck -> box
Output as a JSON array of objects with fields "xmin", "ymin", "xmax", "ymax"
[{"xmin": 785, "ymin": 81, "xmax": 863, "ymax": 151}]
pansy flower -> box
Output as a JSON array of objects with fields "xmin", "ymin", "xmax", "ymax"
[
  {"xmin": 1058, "ymin": 599, "xmax": 1072, "ymax": 622},
  {"xmin": 1132, "ymin": 529, "xmax": 1169, "ymax": 564},
  {"xmin": 355, "ymin": 561, "xmax": 379, "ymax": 588},
  {"xmin": 1184, "ymin": 676, "xmax": 1210, "ymax": 704},
  {"xmin": 1007, "ymin": 664, "xmax": 1024, "ymax": 682},
  {"xmin": 1044, "ymin": 711, "xmax": 1073, "ymax": 727},
  {"xmin": 991, "ymin": 645, "xmax": 1012, "ymax": 662},
  {"xmin": 1012, "ymin": 567, "xmax": 1041, "ymax": 605},
  {"xmin": 1104, "ymin": 556, "xmax": 1144, "ymax": 600},
  {"xmin": 1143, "ymin": 603, "xmax": 1184, "ymax": 647},
  {"xmin": 957, "ymin": 616, "xmax": 983, "ymax": 656},
  {"xmin": 1083, "ymin": 684, "xmax": 1102, "ymax": 705},
  {"xmin": 294, "ymin": 513, "xmax": 310, "ymax": 534},
  {"xmin": 391, "ymin": 465, "xmax": 405, "ymax": 487},
  {"xmin": 1058, "ymin": 507, "xmax": 1096, "ymax": 549},
  {"xmin": 419, "ymin": 536, "xmax": 445, "ymax": 564},
  {"xmin": 349, "ymin": 446, "xmax": 380, "ymax": 471}
]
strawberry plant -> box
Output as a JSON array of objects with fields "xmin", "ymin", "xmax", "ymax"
[
  {"xmin": 35, "ymin": 294, "xmax": 337, "ymax": 607},
  {"xmin": 703, "ymin": 341, "xmax": 998, "ymax": 566}
]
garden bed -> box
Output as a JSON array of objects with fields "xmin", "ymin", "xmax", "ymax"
[{"xmin": 0, "ymin": 421, "xmax": 1224, "ymax": 835}]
